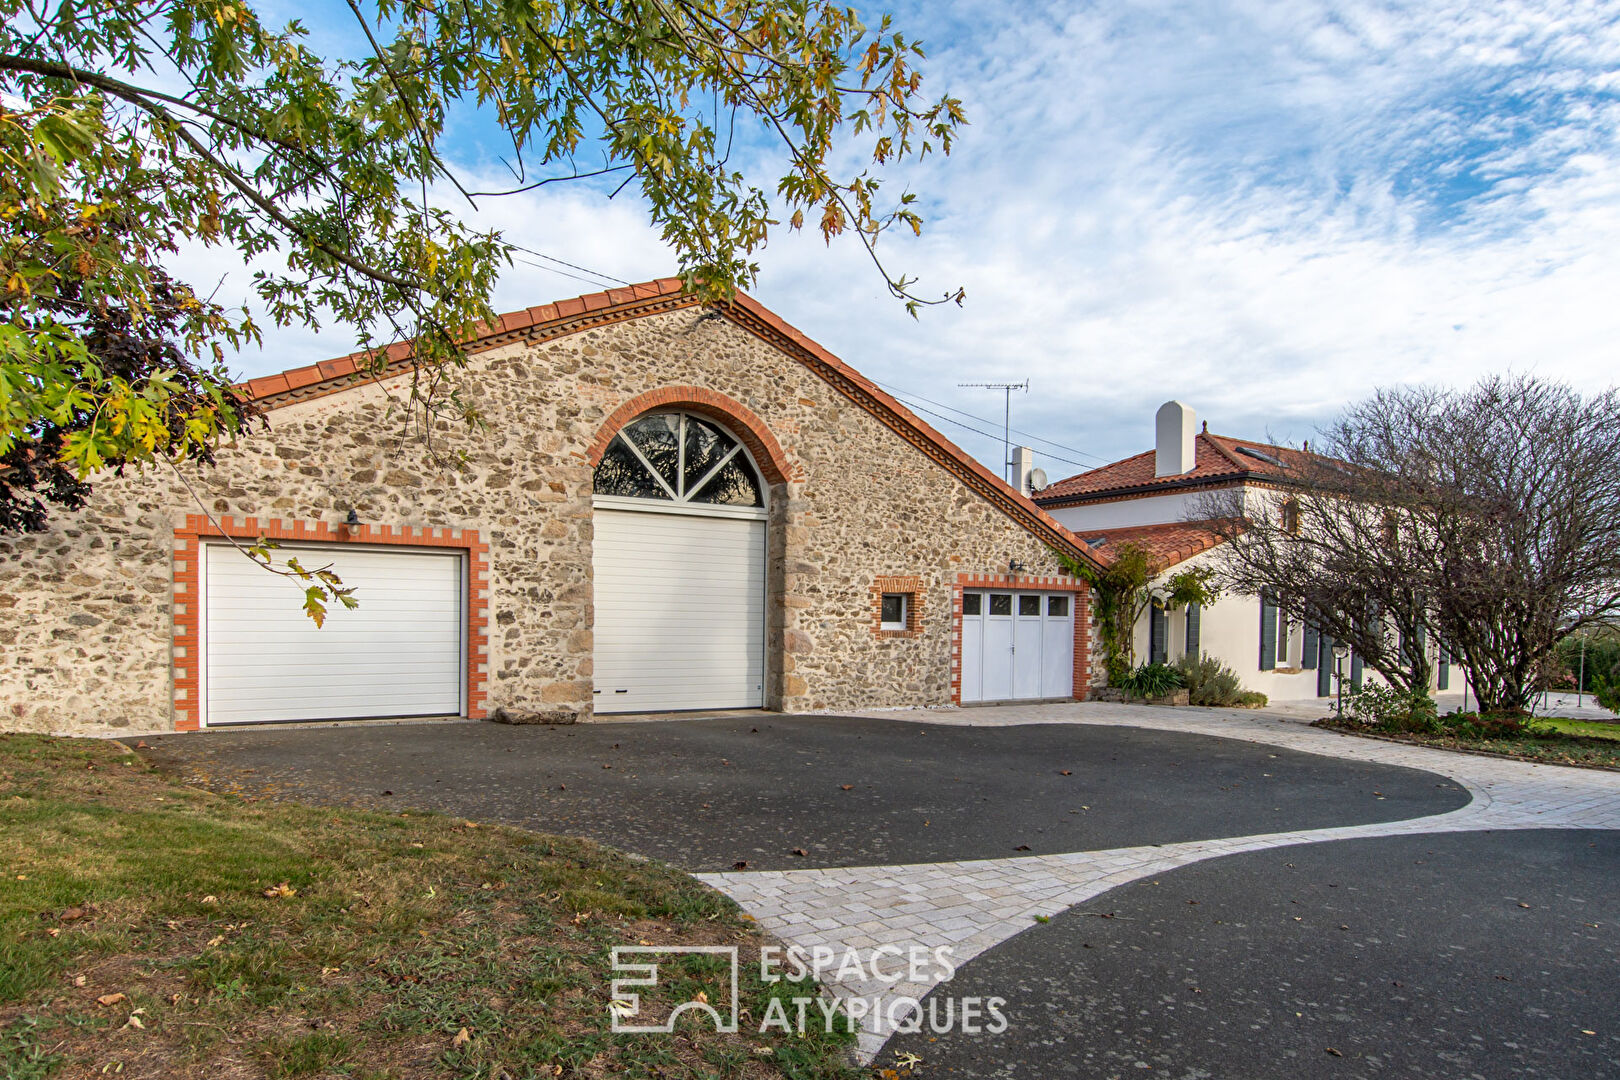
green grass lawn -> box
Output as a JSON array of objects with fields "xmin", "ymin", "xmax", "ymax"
[
  {"xmin": 1537, "ymin": 717, "xmax": 1620, "ymax": 742},
  {"xmin": 0, "ymin": 734, "xmax": 861, "ymax": 1079},
  {"xmin": 1315, "ymin": 715, "xmax": 1620, "ymax": 770}
]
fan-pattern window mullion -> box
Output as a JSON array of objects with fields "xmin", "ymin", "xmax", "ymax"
[{"xmin": 594, "ymin": 412, "xmax": 764, "ymax": 508}]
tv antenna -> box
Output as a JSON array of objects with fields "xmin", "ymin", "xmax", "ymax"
[{"xmin": 958, "ymin": 380, "xmax": 1029, "ymax": 483}]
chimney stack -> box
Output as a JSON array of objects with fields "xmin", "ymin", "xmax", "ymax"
[
  {"xmin": 1155, "ymin": 401, "xmax": 1197, "ymax": 477},
  {"xmin": 1011, "ymin": 446, "xmax": 1036, "ymax": 496}
]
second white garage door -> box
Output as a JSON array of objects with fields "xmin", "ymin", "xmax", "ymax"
[
  {"xmin": 959, "ymin": 590, "xmax": 1074, "ymax": 703},
  {"xmin": 592, "ymin": 507, "xmax": 766, "ymax": 713},
  {"xmin": 203, "ymin": 543, "xmax": 464, "ymax": 725}
]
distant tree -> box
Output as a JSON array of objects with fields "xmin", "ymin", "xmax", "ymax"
[
  {"xmin": 1201, "ymin": 376, "xmax": 1620, "ymax": 714},
  {"xmin": 1, "ymin": 0, "xmax": 965, "ymax": 529}
]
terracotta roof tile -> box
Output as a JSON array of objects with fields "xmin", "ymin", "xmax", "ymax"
[
  {"xmin": 1038, "ymin": 433, "xmax": 1312, "ymax": 503},
  {"xmin": 317, "ymin": 357, "xmax": 358, "ymax": 379},
  {"xmin": 1075, "ymin": 520, "xmax": 1230, "ymax": 571},
  {"xmin": 244, "ymin": 373, "xmax": 289, "ymax": 400},
  {"xmin": 281, "ymin": 365, "xmax": 323, "ymax": 390}
]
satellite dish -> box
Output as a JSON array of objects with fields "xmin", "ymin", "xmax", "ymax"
[{"xmin": 1028, "ymin": 467, "xmax": 1048, "ymax": 492}]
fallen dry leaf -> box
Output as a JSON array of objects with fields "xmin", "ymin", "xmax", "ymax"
[
  {"xmin": 1325, "ymin": 1047, "xmax": 1342, "ymax": 1057},
  {"xmin": 452, "ymin": 1027, "xmax": 471, "ymax": 1049},
  {"xmin": 840, "ymin": 784, "xmax": 854, "ymax": 791},
  {"xmin": 791, "ymin": 848, "xmax": 808, "ymax": 857},
  {"xmin": 1059, "ymin": 770, "xmax": 1072, "ymax": 776},
  {"xmin": 733, "ymin": 860, "xmax": 749, "ymax": 870},
  {"xmin": 72, "ymin": 975, "xmax": 87, "ymax": 987},
  {"xmin": 263, "ymin": 882, "xmax": 297, "ymax": 899},
  {"xmin": 96, "ymin": 992, "xmax": 127, "ymax": 1007}
]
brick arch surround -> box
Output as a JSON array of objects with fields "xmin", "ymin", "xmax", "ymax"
[{"xmin": 586, "ymin": 386, "xmax": 796, "ymax": 485}]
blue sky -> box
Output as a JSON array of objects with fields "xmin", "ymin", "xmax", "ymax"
[{"xmin": 194, "ymin": 0, "xmax": 1620, "ymax": 482}]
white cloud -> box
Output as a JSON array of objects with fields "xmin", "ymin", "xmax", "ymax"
[{"xmin": 200, "ymin": 0, "xmax": 1620, "ymax": 480}]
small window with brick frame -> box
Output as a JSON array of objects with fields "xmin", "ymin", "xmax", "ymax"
[
  {"xmin": 880, "ymin": 593, "xmax": 909, "ymax": 630},
  {"xmin": 872, "ymin": 576, "xmax": 924, "ymax": 637}
]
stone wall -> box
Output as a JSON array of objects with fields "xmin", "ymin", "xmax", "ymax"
[{"xmin": 0, "ymin": 305, "xmax": 1091, "ymax": 735}]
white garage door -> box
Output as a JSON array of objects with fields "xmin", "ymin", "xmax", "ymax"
[
  {"xmin": 960, "ymin": 590, "xmax": 1073, "ymax": 703},
  {"xmin": 592, "ymin": 507, "xmax": 766, "ymax": 712},
  {"xmin": 203, "ymin": 543, "xmax": 464, "ymax": 725}
]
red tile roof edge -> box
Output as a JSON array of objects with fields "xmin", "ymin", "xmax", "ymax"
[
  {"xmin": 1073, "ymin": 519, "xmax": 1235, "ymax": 572},
  {"xmin": 1036, "ymin": 432, "xmax": 1310, "ymax": 505},
  {"xmin": 235, "ymin": 278, "xmax": 1104, "ymax": 571}
]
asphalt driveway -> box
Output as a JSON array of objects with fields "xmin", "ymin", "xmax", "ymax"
[
  {"xmin": 143, "ymin": 715, "xmax": 1468, "ymax": 871},
  {"xmin": 886, "ymin": 828, "xmax": 1620, "ymax": 1079},
  {"xmin": 140, "ymin": 712, "xmax": 1620, "ymax": 1078}
]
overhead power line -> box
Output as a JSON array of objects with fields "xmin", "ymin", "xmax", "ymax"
[
  {"xmin": 507, "ymin": 242, "xmax": 631, "ymax": 288},
  {"xmin": 876, "ymin": 379, "xmax": 1109, "ymax": 467},
  {"xmin": 888, "ymin": 397, "xmax": 1098, "ymax": 471}
]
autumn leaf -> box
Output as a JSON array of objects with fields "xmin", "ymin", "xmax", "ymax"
[{"xmin": 451, "ymin": 1027, "xmax": 471, "ymax": 1048}]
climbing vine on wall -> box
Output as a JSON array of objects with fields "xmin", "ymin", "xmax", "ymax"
[
  {"xmin": 1055, "ymin": 542, "xmax": 1150, "ymax": 687},
  {"xmin": 1053, "ymin": 546, "xmax": 1222, "ymax": 687}
]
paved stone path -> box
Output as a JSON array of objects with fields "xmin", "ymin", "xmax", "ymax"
[{"xmin": 695, "ymin": 703, "xmax": 1620, "ymax": 1061}]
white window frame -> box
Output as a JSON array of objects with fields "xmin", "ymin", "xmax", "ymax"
[{"xmin": 880, "ymin": 592, "xmax": 909, "ymax": 631}]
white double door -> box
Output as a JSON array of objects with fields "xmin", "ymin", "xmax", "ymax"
[{"xmin": 960, "ymin": 590, "xmax": 1073, "ymax": 703}]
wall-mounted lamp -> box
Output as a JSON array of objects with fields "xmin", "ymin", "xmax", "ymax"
[
  {"xmin": 1008, "ymin": 558, "xmax": 1027, "ymax": 574},
  {"xmin": 345, "ymin": 507, "xmax": 361, "ymax": 526}
]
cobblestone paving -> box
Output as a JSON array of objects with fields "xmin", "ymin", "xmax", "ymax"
[{"xmin": 695, "ymin": 703, "xmax": 1620, "ymax": 1061}]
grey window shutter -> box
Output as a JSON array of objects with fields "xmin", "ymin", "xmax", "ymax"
[
  {"xmin": 1303, "ymin": 623, "xmax": 1319, "ymax": 669},
  {"xmin": 1186, "ymin": 602, "xmax": 1201, "ymax": 659},
  {"xmin": 1317, "ymin": 635, "xmax": 1335, "ymax": 697},
  {"xmin": 1259, "ymin": 592, "xmax": 1277, "ymax": 671},
  {"xmin": 1351, "ymin": 652, "xmax": 1364, "ymax": 691},
  {"xmin": 1437, "ymin": 645, "xmax": 1450, "ymax": 691},
  {"xmin": 1150, "ymin": 602, "xmax": 1168, "ymax": 665}
]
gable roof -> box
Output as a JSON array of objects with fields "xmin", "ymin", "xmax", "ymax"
[
  {"xmin": 1072, "ymin": 520, "xmax": 1229, "ymax": 573},
  {"xmin": 1035, "ymin": 432, "xmax": 1315, "ymax": 506},
  {"xmin": 237, "ymin": 278, "xmax": 1104, "ymax": 571}
]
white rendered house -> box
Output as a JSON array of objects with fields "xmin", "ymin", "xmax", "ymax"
[{"xmin": 1034, "ymin": 401, "xmax": 1460, "ymax": 703}]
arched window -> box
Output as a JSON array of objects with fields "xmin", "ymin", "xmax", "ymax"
[{"xmin": 593, "ymin": 411, "xmax": 764, "ymax": 508}]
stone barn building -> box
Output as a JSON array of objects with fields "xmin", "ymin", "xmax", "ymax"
[{"xmin": 1, "ymin": 281, "xmax": 1099, "ymax": 735}]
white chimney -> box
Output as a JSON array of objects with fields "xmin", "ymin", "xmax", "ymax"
[
  {"xmin": 1011, "ymin": 446, "xmax": 1036, "ymax": 496},
  {"xmin": 1155, "ymin": 401, "xmax": 1197, "ymax": 477}
]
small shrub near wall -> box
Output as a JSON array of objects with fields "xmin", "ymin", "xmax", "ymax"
[
  {"xmin": 1123, "ymin": 662, "xmax": 1183, "ymax": 698},
  {"xmin": 1345, "ymin": 685, "xmax": 1441, "ymax": 734},
  {"xmin": 1172, "ymin": 654, "xmax": 1267, "ymax": 708}
]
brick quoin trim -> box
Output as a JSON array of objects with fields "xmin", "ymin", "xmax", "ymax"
[
  {"xmin": 870, "ymin": 575, "xmax": 925, "ymax": 639},
  {"xmin": 171, "ymin": 514, "xmax": 490, "ymax": 731},
  {"xmin": 949, "ymin": 573, "xmax": 1092, "ymax": 706},
  {"xmin": 585, "ymin": 385, "xmax": 796, "ymax": 485}
]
